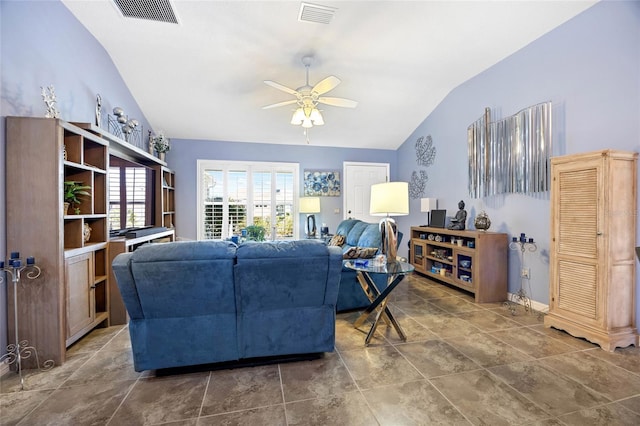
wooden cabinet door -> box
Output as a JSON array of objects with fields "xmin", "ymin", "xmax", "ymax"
[
  {"xmin": 410, "ymin": 239, "xmax": 427, "ymax": 273},
  {"xmin": 550, "ymin": 156, "xmax": 602, "ymax": 326},
  {"xmin": 66, "ymin": 252, "xmax": 95, "ymax": 339}
]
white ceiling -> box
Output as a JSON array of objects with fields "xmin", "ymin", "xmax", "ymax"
[{"xmin": 61, "ymin": 0, "xmax": 598, "ymax": 149}]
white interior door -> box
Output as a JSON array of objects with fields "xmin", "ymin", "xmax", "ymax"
[{"xmin": 343, "ymin": 162, "xmax": 389, "ymax": 222}]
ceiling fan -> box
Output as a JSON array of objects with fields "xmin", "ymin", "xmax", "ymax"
[{"xmin": 263, "ymin": 56, "xmax": 358, "ymax": 129}]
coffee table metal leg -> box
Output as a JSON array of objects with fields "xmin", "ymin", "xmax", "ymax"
[
  {"xmin": 355, "ymin": 271, "xmax": 391, "ymax": 326},
  {"xmin": 354, "ymin": 272, "xmax": 407, "ymax": 344}
]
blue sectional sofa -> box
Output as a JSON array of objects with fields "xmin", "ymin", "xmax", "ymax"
[
  {"xmin": 112, "ymin": 239, "xmax": 342, "ymax": 372},
  {"xmin": 334, "ymin": 219, "xmax": 403, "ymax": 311}
]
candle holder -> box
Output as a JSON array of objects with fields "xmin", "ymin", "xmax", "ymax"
[
  {"xmin": 0, "ymin": 252, "xmax": 54, "ymax": 390},
  {"xmin": 505, "ymin": 234, "xmax": 537, "ymax": 316}
]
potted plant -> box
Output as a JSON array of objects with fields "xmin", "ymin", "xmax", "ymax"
[
  {"xmin": 152, "ymin": 132, "xmax": 170, "ymax": 160},
  {"xmin": 64, "ymin": 181, "xmax": 91, "ymax": 215},
  {"xmin": 245, "ymin": 225, "xmax": 266, "ymax": 241}
]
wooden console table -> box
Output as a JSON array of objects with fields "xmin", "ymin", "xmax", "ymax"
[{"xmin": 409, "ymin": 226, "xmax": 508, "ymax": 303}]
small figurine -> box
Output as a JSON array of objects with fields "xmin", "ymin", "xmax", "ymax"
[
  {"xmin": 41, "ymin": 85, "xmax": 60, "ymax": 118},
  {"xmin": 95, "ymin": 94, "xmax": 102, "ymax": 127},
  {"xmin": 448, "ymin": 200, "xmax": 467, "ymax": 230}
]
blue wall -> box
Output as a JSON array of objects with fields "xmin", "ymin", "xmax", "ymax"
[
  {"xmin": 0, "ymin": 0, "xmax": 153, "ymax": 355},
  {"xmin": 396, "ymin": 1, "xmax": 640, "ymax": 311},
  {"xmin": 167, "ymin": 138, "xmax": 395, "ymax": 241},
  {"xmin": 1, "ymin": 0, "xmax": 639, "ymax": 356}
]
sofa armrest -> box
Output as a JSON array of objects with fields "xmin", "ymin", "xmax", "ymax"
[
  {"xmin": 325, "ymin": 245, "xmax": 343, "ymax": 305},
  {"xmin": 112, "ymin": 252, "xmax": 144, "ymax": 319}
]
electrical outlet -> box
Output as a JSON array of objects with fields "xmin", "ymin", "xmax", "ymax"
[{"xmin": 521, "ymin": 268, "xmax": 530, "ymax": 279}]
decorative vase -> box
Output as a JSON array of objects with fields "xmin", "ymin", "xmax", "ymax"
[
  {"xmin": 63, "ymin": 202, "xmax": 70, "ymax": 216},
  {"xmin": 474, "ymin": 211, "xmax": 491, "ymax": 231},
  {"xmin": 83, "ymin": 223, "xmax": 92, "ymax": 242},
  {"xmin": 158, "ymin": 152, "xmax": 165, "ymax": 161}
]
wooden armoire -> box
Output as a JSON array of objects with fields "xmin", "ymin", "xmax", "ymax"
[{"xmin": 545, "ymin": 149, "xmax": 638, "ymax": 351}]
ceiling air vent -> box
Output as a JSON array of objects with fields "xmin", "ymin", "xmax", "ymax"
[
  {"xmin": 112, "ymin": 0, "xmax": 178, "ymax": 24},
  {"xmin": 298, "ymin": 2, "xmax": 337, "ymax": 24}
]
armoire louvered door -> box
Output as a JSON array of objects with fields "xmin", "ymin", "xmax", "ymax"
[{"xmin": 545, "ymin": 150, "xmax": 638, "ymax": 351}]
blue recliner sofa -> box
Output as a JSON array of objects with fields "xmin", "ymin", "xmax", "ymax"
[
  {"xmin": 334, "ymin": 219, "xmax": 403, "ymax": 312},
  {"xmin": 112, "ymin": 239, "xmax": 342, "ymax": 372}
]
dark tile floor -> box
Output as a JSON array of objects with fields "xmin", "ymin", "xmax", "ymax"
[{"xmin": 2, "ymin": 274, "xmax": 640, "ymax": 425}]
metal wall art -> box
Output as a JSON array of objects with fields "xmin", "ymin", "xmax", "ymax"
[
  {"xmin": 410, "ymin": 135, "xmax": 437, "ymax": 199},
  {"xmin": 409, "ymin": 170, "xmax": 428, "ymax": 200},
  {"xmin": 304, "ymin": 170, "xmax": 340, "ymax": 196},
  {"xmin": 467, "ymin": 102, "xmax": 552, "ymax": 198}
]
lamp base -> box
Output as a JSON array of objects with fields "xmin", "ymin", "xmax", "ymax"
[
  {"xmin": 306, "ymin": 214, "xmax": 317, "ymax": 238},
  {"xmin": 379, "ymin": 217, "xmax": 398, "ymax": 263}
]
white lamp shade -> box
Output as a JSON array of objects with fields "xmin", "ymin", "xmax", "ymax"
[
  {"xmin": 370, "ymin": 182, "xmax": 409, "ymax": 216},
  {"xmin": 299, "ymin": 197, "xmax": 321, "ymax": 213},
  {"xmin": 420, "ymin": 198, "xmax": 438, "ymax": 212}
]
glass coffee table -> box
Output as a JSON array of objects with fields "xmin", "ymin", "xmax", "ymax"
[{"xmin": 344, "ymin": 260, "xmax": 414, "ymax": 346}]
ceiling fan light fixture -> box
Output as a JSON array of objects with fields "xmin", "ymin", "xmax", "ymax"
[
  {"xmin": 310, "ymin": 108, "xmax": 324, "ymax": 125},
  {"xmin": 291, "ymin": 108, "xmax": 305, "ymax": 125},
  {"xmin": 264, "ymin": 55, "xmax": 357, "ymax": 136},
  {"xmin": 302, "ymin": 118, "xmax": 313, "ymax": 128}
]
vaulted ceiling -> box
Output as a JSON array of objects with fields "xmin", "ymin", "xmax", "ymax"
[{"xmin": 62, "ymin": 0, "xmax": 598, "ymax": 149}]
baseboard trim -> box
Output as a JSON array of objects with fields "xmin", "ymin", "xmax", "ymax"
[{"xmin": 506, "ymin": 292, "xmax": 549, "ymax": 314}]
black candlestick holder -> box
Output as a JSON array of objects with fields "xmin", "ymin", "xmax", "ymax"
[
  {"xmin": 0, "ymin": 252, "xmax": 54, "ymax": 390},
  {"xmin": 505, "ymin": 233, "xmax": 537, "ymax": 316}
]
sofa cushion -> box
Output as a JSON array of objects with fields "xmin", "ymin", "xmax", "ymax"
[
  {"xmin": 356, "ymin": 223, "xmax": 382, "ymax": 249},
  {"xmin": 335, "ymin": 219, "xmax": 360, "ymax": 237},
  {"xmin": 345, "ymin": 221, "xmax": 369, "ymax": 247}
]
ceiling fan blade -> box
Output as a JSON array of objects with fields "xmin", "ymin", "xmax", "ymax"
[
  {"xmin": 317, "ymin": 96, "xmax": 358, "ymax": 108},
  {"xmin": 264, "ymin": 80, "xmax": 299, "ymax": 96},
  {"xmin": 262, "ymin": 99, "xmax": 298, "ymax": 109},
  {"xmin": 312, "ymin": 76, "xmax": 341, "ymax": 95}
]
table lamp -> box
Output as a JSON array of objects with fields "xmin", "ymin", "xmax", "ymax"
[
  {"xmin": 420, "ymin": 198, "xmax": 438, "ymax": 226},
  {"xmin": 370, "ymin": 182, "xmax": 409, "ymax": 263},
  {"xmin": 299, "ymin": 197, "xmax": 321, "ymax": 238}
]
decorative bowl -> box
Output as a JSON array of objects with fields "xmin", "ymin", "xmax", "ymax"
[
  {"xmin": 460, "ymin": 275, "xmax": 471, "ymax": 282},
  {"xmin": 460, "ymin": 260, "xmax": 471, "ymax": 268}
]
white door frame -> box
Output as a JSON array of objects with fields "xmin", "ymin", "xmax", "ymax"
[{"xmin": 342, "ymin": 162, "xmax": 390, "ymax": 222}]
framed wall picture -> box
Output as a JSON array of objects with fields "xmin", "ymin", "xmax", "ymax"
[{"xmin": 304, "ymin": 170, "xmax": 341, "ymax": 196}]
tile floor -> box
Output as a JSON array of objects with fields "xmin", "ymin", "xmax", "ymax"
[{"xmin": 2, "ymin": 274, "xmax": 640, "ymax": 425}]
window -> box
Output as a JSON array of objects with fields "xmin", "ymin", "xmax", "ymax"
[
  {"xmin": 108, "ymin": 157, "xmax": 154, "ymax": 231},
  {"xmin": 198, "ymin": 160, "xmax": 299, "ymax": 240}
]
